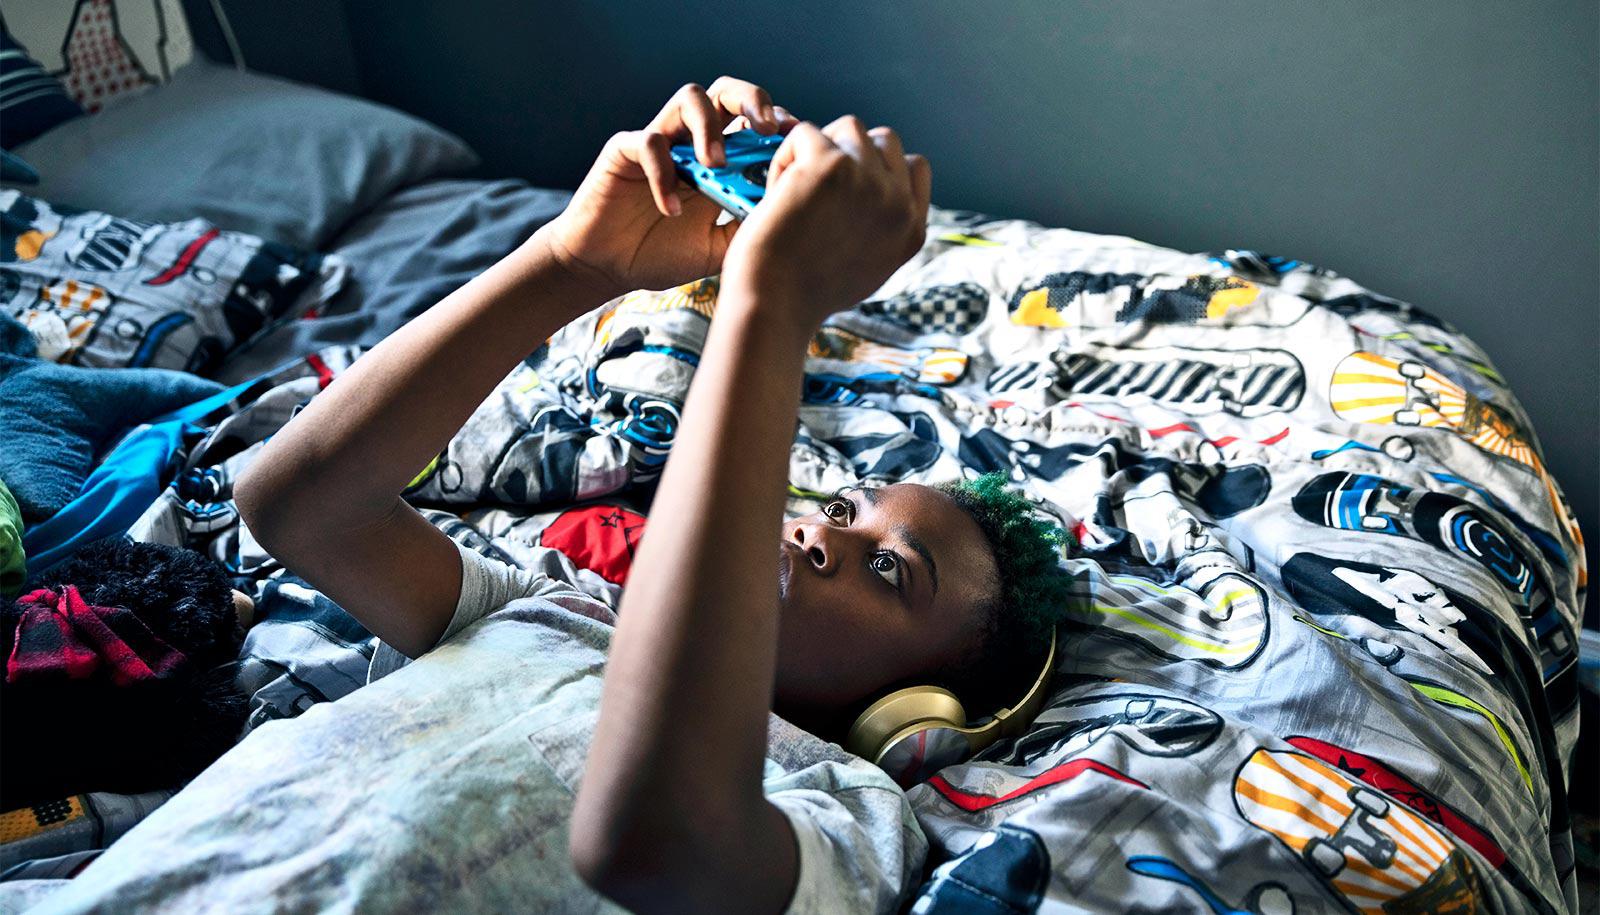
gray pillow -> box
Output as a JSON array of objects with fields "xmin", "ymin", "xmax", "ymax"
[{"xmin": 9, "ymin": 61, "xmax": 479, "ymax": 249}]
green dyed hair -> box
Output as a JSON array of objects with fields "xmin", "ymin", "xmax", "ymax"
[{"xmin": 931, "ymin": 472, "xmax": 1075, "ymax": 715}]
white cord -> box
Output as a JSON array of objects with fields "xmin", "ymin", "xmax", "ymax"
[{"xmin": 207, "ymin": 0, "xmax": 246, "ymax": 71}]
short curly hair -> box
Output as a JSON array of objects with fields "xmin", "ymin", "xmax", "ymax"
[{"xmin": 928, "ymin": 472, "xmax": 1074, "ymax": 716}]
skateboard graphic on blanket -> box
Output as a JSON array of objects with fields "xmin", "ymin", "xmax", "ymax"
[
  {"xmin": 981, "ymin": 693, "xmax": 1224, "ymax": 767},
  {"xmin": 1061, "ymin": 564, "xmax": 1272, "ymax": 671},
  {"xmin": 858, "ymin": 282, "xmax": 990, "ymax": 336},
  {"xmin": 1278, "ymin": 552, "xmax": 1567, "ymax": 755},
  {"xmin": 924, "ymin": 693, "xmax": 1221, "ymax": 817},
  {"xmin": 807, "ymin": 325, "xmax": 968, "ymax": 386},
  {"xmin": 1329, "ymin": 350, "xmax": 1584, "ymax": 583},
  {"xmin": 592, "ymin": 278, "xmax": 721, "ymax": 349},
  {"xmin": 1233, "ymin": 748, "xmax": 1484, "ymax": 914},
  {"xmin": 1285, "ymin": 736, "xmax": 1557, "ymax": 913},
  {"xmin": 1124, "ymin": 855, "xmax": 1295, "ymax": 915}
]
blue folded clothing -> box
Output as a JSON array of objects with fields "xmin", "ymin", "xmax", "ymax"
[{"xmin": 0, "ymin": 313, "xmax": 224, "ymax": 526}]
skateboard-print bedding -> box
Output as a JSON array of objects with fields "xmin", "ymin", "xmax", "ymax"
[{"xmin": 132, "ymin": 207, "xmax": 1582, "ymax": 912}]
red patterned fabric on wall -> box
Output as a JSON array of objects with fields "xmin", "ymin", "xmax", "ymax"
[{"xmin": 59, "ymin": 0, "xmax": 156, "ymax": 113}]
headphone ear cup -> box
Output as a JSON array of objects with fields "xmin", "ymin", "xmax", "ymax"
[
  {"xmin": 843, "ymin": 685, "xmax": 967, "ymax": 762},
  {"xmin": 846, "ymin": 631, "xmax": 1058, "ymax": 787},
  {"xmin": 873, "ymin": 720, "xmax": 983, "ymax": 788}
]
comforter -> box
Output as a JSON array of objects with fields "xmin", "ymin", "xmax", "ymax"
[{"xmin": 95, "ymin": 208, "xmax": 1586, "ymax": 912}]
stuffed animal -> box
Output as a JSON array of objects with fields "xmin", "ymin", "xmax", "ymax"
[{"xmin": 0, "ymin": 540, "xmax": 253, "ymax": 811}]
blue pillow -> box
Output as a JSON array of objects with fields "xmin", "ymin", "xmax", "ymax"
[
  {"xmin": 0, "ymin": 31, "xmax": 84, "ymax": 149},
  {"xmin": 12, "ymin": 60, "xmax": 480, "ymax": 249}
]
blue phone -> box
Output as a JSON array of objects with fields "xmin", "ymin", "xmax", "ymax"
[{"xmin": 669, "ymin": 129, "xmax": 784, "ymax": 219}]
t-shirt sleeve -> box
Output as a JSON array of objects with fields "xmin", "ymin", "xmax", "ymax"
[
  {"xmin": 765, "ymin": 760, "xmax": 928, "ymax": 915},
  {"xmin": 368, "ymin": 541, "xmax": 614, "ymax": 682}
]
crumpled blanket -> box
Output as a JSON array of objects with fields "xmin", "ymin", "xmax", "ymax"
[
  {"xmin": 82, "ymin": 208, "xmax": 1582, "ymax": 913},
  {"xmin": 0, "ymin": 313, "xmax": 222, "ymax": 527},
  {"xmin": 0, "ymin": 789, "xmax": 175, "ymax": 882}
]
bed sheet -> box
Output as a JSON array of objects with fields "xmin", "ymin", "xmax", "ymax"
[
  {"xmin": 10, "ymin": 205, "xmax": 1584, "ymax": 913},
  {"xmin": 214, "ymin": 178, "xmax": 570, "ymax": 383},
  {"xmin": 413, "ymin": 211, "xmax": 1585, "ymax": 912}
]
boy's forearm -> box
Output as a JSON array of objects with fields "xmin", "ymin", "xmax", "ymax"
[
  {"xmin": 241, "ymin": 228, "xmax": 619, "ymax": 525},
  {"xmin": 236, "ymin": 228, "xmax": 620, "ymax": 654},
  {"xmin": 573, "ymin": 289, "xmax": 812, "ymax": 912},
  {"xmin": 597, "ymin": 300, "xmax": 807, "ymax": 768}
]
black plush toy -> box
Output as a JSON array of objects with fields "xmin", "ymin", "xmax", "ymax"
[{"xmin": 0, "ymin": 540, "xmax": 252, "ymax": 811}]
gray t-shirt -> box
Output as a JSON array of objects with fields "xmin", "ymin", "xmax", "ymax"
[{"xmin": 21, "ymin": 543, "xmax": 927, "ymax": 915}]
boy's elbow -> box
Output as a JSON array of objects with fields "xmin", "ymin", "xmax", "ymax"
[
  {"xmin": 235, "ymin": 458, "xmax": 301, "ymax": 554},
  {"xmin": 570, "ymin": 828, "xmax": 652, "ymax": 910},
  {"xmin": 568, "ymin": 829, "xmax": 616, "ymax": 898},
  {"xmin": 570, "ymin": 809, "xmax": 692, "ymax": 913},
  {"xmin": 234, "ymin": 461, "xmax": 274, "ymax": 538}
]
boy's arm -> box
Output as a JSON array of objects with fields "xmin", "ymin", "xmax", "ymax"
[
  {"xmin": 570, "ymin": 118, "xmax": 931, "ymax": 913},
  {"xmin": 237, "ymin": 78, "xmax": 787, "ymax": 657},
  {"xmin": 235, "ymin": 236, "xmax": 618, "ymax": 656}
]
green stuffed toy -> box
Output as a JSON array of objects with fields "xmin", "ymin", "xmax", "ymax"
[{"xmin": 0, "ymin": 479, "xmax": 23, "ymax": 596}]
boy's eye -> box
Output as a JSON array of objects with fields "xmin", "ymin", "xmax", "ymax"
[
  {"xmin": 870, "ymin": 552, "xmax": 902, "ymax": 590},
  {"xmin": 822, "ymin": 499, "xmax": 853, "ymax": 523}
]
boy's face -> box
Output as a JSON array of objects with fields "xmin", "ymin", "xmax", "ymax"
[{"xmin": 774, "ymin": 483, "xmax": 999, "ymax": 716}]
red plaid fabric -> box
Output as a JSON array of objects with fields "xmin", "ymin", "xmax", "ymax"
[{"xmin": 6, "ymin": 586, "xmax": 187, "ymax": 687}]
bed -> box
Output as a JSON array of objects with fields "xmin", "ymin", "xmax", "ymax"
[{"xmin": 0, "ymin": 15, "xmax": 1587, "ymax": 915}]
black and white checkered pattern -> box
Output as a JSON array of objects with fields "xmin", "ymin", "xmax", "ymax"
[{"xmin": 859, "ymin": 282, "xmax": 989, "ymax": 335}]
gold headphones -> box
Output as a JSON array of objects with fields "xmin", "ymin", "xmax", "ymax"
[{"xmin": 843, "ymin": 631, "xmax": 1057, "ymax": 787}]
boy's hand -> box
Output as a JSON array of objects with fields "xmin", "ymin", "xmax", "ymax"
[
  {"xmin": 543, "ymin": 77, "xmax": 797, "ymax": 295},
  {"xmin": 719, "ymin": 116, "xmax": 931, "ymax": 340}
]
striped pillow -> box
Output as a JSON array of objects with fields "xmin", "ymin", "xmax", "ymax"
[{"xmin": 1, "ymin": 31, "xmax": 84, "ymax": 149}]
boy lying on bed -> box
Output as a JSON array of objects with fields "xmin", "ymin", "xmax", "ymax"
[{"xmin": 35, "ymin": 79, "xmax": 1064, "ymax": 915}]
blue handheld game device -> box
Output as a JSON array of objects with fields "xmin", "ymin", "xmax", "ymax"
[{"xmin": 669, "ymin": 129, "xmax": 785, "ymax": 219}]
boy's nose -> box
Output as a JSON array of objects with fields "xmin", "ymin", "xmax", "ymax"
[{"xmin": 789, "ymin": 524, "xmax": 832, "ymax": 572}]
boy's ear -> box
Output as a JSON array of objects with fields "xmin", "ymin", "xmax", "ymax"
[{"xmin": 233, "ymin": 589, "xmax": 257, "ymax": 629}]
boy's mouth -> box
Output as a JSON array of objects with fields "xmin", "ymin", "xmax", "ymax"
[{"xmin": 778, "ymin": 540, "xmax": 802, "ymax": 602}]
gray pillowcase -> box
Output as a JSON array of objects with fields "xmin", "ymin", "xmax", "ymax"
[{"xmin": 9, "ymin": 61, "xmax": 479, "ymax": 249}]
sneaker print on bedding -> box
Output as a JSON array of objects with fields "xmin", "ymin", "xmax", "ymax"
[
  {"xmin": 1291, "ymin": 472, "xmax": 1577, "ymax": 723},
  {"xmin": 1328, "ymin": 349, "xmax": 1584, "ymax": 582}
]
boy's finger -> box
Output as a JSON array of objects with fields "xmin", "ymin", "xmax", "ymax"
[
  {"xmin": 768, "ymin": 121, "xmax": 833, "ymax": 190},
  {"xmin": 648, "ymin": 83, "xmax": 723, "ymax": 167},
  {"xmin": 820, "ymin": 115, "xmax": 872, "ymax": 164},
  {"xmin": 707, "ymin": 76, "xmax": 776, "ymax": 133},
  {"xmin": 629, "ymin": 130, "xmax": 681, "ymax": 217},
  {"xmin": 683, "ymin": 86, "xmax": 725, "ymax": 167},
  {"xmin": 772, "ymin": 106, "xmax": 799, "ymax": 134},
  {"xmin": 646, "ymin": 78, "xmax": 788, "ymax": 149},
  {"xmin": 868, "ymin": 126, "xmax": 907, "ymax": 178},
  {"xmin": 905, "ymin": 153, "xmax": 932, "ymax": 217}
]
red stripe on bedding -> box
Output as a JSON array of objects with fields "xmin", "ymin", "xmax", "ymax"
[
  {"xmin": 307, "ymin": 353, "xmax": 335, "ymax": 390},
  {"xmin": 928, "ymin": 758, "xmax": 1148, "ymax": 812},
  {"xmin": 145, "ymin": 229, "xmax": 220, "ymax": 286}
]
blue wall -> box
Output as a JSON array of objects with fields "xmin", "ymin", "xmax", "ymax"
[{"xmin": 227, "ymin": 0, "xmax": 1600, "ymax": 621}]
